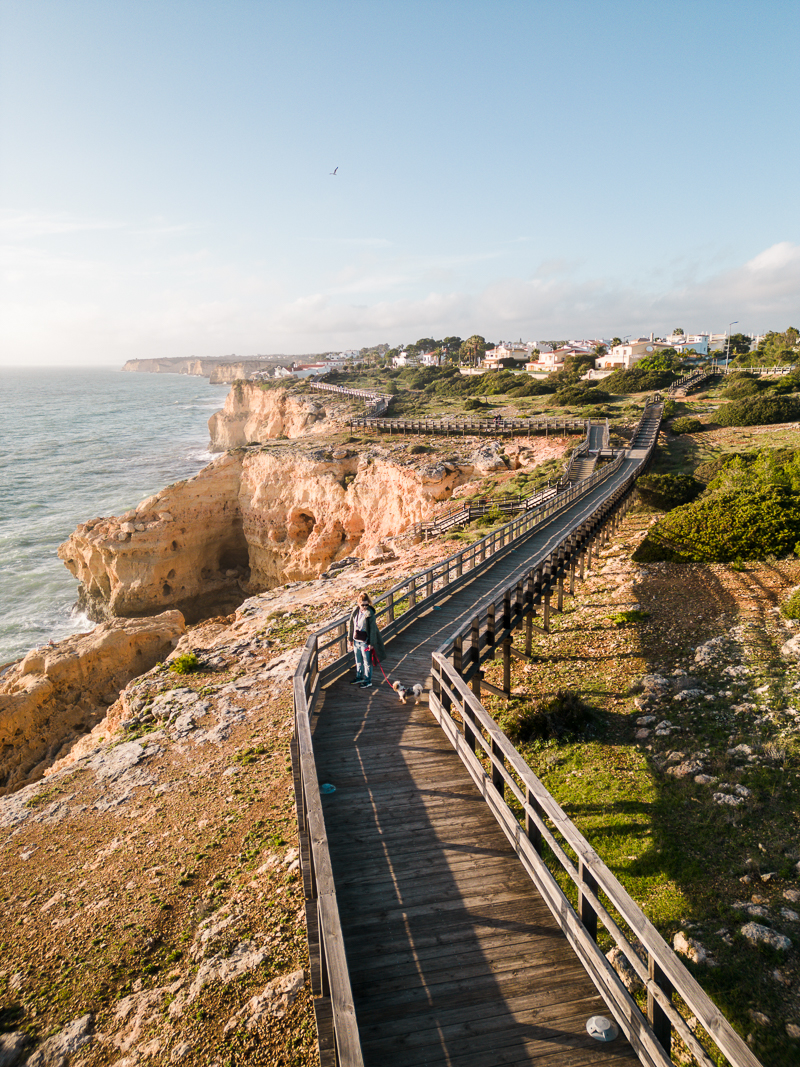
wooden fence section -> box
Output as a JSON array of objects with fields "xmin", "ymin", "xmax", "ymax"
[
  {"xmin": 310, "ymin": 381, "xmax": 393, "ymax": 416},
  {"xmin": 667, "ymin": 369, "xmax": 717, "ymax": 396},
  {"xmin": 412, "ymin": 482, "xmax": 559, "ymax": 538},
  {"xmin": 292, "ymin": 396, "xmax": 763, "ymax": 1067},
  {"xmin": 349, "ymin": 414, "xmax": 586, "ymax": 437}
]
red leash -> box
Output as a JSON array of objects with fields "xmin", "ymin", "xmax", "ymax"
[{"xmin": 372, "ymin": 650, "xmax": 393, "ymax": 689}]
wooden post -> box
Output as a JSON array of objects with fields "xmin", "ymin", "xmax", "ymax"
[
  {"xmin": 503, "ymin": 638, "xmax": 511, "ymax": 696},
  {"xmin": 525, "ymin": 611, "xmax": 533, "ymax": 657},
  {"xmin": 491, "ymin": 736, "xmax": 505, "ymax": 798},
  {"xmin": 503, "ymin": 590, "xmax": 511, "ymax": 632},
  {"xmin": 579, "ymin": 859, "xmax": 599, "ymax": 942},
  {"xmin": 463, "ymin": 696, "xmax": 477, "ymax": 752},
  {"xmin": 542, "ymin": 591, "xmax": 551, "ymax": 633},
  {"xmin": 557, "ymin": 550, "xmax": 565, "ymax": 612},
  {"xmin": 454, "ymin": 635, "xmax": 463, "ymax": 677},
  {"xmin": 525, "ymin": 787, "xmax": 543, "ymax": 855},
  {"xmin": 471, "ymin": 615, "xmax": 480, "ymax": 672},
  {"xmin": 648, "ymin": 955, "xmax": 673, "ymax": 1056},
  {"xmin": 487, "ymin": 602, "xmax": 496, "ymax": 659}
]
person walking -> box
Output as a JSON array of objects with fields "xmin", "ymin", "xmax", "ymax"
[{"xmin": 348, "ymin": 592, "xmax": 386, "ymax": 689}]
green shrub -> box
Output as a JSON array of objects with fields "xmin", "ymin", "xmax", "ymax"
[
  {"xmin": 602, "ymin": 366, "xmax": 675, "ymax": 393},
  {"xmin": 670, "ymin": 417, "xmax": 703, "ymax": 434},
  {"xmin": 633, "ymin": 487, "xmax": 800, "ymax": 563},
  {"xmin": 715, "ymin": 395, "xmax": 800, "ymax": 427},
  {"xmin": 721, "ymin": 376, "xmax": 763, "ymax": 400},
  {"xmin": 169, "ymin": 652, "xmax": 201, "ymax": 675},
  {"xmin": 508, "ymin": 378, "xmax": 557, "ymax": 398},
  {"xmin": 608, "ymin": 610, "xmax": 650, "ymax": 626},
  {"xmin": 553, "ymin": 384, "xmax": 611, "ymax": 406},
  {"xmin": 505, "ymin": 690, "xmax": 597, "ymax": 743},
  {"xmin": 636, "ymin": 472, "xmax": 703, "ymax": 510},
  {"xmin": 408, "ymin": 443, "xmax": 433, "ymax": 454},
  {"xmin": 781, "ymin": 589, "xmax": 800, "ymax": 620}
]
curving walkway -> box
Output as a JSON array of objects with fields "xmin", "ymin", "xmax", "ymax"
[{"xmin": 311, "ymin": 454, "xmax": 649, "ymax": 1066}]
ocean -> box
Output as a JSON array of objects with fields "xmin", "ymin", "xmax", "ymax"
[{"xmin": 0, "ymin": 367, "xmax": 229, "ymax": 666}]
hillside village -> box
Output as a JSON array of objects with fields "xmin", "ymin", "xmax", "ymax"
[{"xmin": 248, "ymin": 327, "xmax": 794, "ymax": 385}]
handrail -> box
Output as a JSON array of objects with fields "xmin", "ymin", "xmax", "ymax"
[
  {"xmin": 293, "ymin": 650, "xmax": 364, "ymax": 1066},
  {"xmin": 349, "ymin": 414, "xmax": 586, "ymax": 437},
  {"xmin": 413, "ymin": 398, "xmax": 763, "ymax": 1067},
  {"xmin": 428, "ymin": 656, "xmax": 760, "ymax": 1067},
  {"xmin": 291, "ymin": 441, "xmax": 633, "ymax": 1061},
  {"xmin": 293, "ymin": 397, "xmax": 714, "ymax": 1067},
  {"xmin": 667, "ymin": 369, "xmax": 715, "ymax": 396},
  {"xmin": 412, "ymin": 480, "xmax": 561, "ymax": 537},
  {"xmin": 558, "ymin": 420, "xmax": 591, "ymax": 485},
  {"xmin": 309, "ymin": 380, "xmax": 393, "ymax": 416}
]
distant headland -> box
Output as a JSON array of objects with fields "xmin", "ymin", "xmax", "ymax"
[{"xmin": 121, "ymin": 354, "xmax": 322, "ymax": 384}]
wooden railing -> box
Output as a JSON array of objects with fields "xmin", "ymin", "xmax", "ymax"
[
  {"xmin": 292, "ymin": 398, "xmax": 710, "ymax": 1066},
  {"xmin": 425, "ymin": 459, "xmax": 759, "ymax": 1067},
  {"xmin": 310, "ymin": 380, "xmax": 393, "ymax": 416},
  {"xmin": 412, "ymin": 482, "xmax": 560, "ymax": 538},
  {"xmin": 667, "ymin": 369, "xmax": 716, "ymax": 395},
  {"xmin": 348, "ymin": 414, "xmax": 586, "ymax": 436},
  {"xmin": 709, "ymin": 362, "xmax": 796, "ymax": 377},
  {"xmin": 558, "ymin": 420, "xmax": 591, "ymax": 485}
]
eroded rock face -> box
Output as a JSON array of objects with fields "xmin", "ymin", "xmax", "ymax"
[
  {"xmin": 59, "ymin": 444, "xmax": 470, "ymax": 619},
  {"xmin": 58, "ymin": 453, "xmax": 249, "ymax": 622},
  {"xmin": 0, "ymin": 611, "xmax": 184, "ymax": 795},
  {"xmin": 208, "ymin": 384, "xmax": 338, "ymax": 450},
  {"xmin": 241, "ymin": 448, "xmax": 464, "ymax": 586}
]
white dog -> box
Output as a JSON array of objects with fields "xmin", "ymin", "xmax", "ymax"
[{"xmin": 392, "ymin": 680, "xmax": 424, "ymax": 705}]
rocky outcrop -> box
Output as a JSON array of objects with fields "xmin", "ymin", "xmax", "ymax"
[
  {"xmin": 208, "ymin": 384, "xmax": 339, "ymax": 450},
  {"xmin": 58, "ymin": 453, "xmax": 249, "ymax": 622},
  {"xmin": 0, "ymin": 611, "xmax": 184, "ymax": 794},
  {"xmin": 58, "ymin": 444, "xmax": 473, "ymax": 621}
]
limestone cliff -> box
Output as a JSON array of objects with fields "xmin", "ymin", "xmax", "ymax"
[
  {"xmin": 58, "ymin": 443, "xmax": 481, "ymax": 621},
  {"xmin": 208, "ymin": 383, "xmax": 344, "ymax": 450},
  {"xmin": 0, "ymin": 611, "xmax": 184, "ymax": 794},
  {"xmin": 58, "ymin": 454, "xmax": 249, "ymax": 623}
]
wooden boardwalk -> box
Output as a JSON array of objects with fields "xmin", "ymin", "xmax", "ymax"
[{"xmin": 312, "ymin": 466, "xmax": 643, "ymax": 1067}]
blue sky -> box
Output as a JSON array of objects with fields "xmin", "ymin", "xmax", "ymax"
[{"xmin": 1, "ymin": 0, "xmax": 799, "ymax": 365}]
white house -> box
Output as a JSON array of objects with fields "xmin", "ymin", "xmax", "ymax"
[
  {"xmin": 667, "ymin": 333, "xmax": 709, "ymax": 355},
  {"xmin": 595, "ymin": 339, "xmax": 672, "ymax": 371},
  {"xmin": 392, "ymin": 350, "xmax": 419, "ymax": 368},
  {"xmin": 525, "ymin": 348, "xmax": 567, "ymax": 373},
  {"xmin": 419, "ymin": 350, "xmax": 441, "ymax": 366}
]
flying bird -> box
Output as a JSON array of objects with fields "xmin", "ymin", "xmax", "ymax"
[{"xmin": 330, "ymin": 166, "xmax": 338, "ymax": 175}]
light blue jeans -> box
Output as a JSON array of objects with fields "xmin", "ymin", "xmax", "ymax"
[{"xmin": 354, "ymin": 640, "xmax": 372, "ymax": 684}]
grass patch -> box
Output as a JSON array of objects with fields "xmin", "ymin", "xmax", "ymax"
[
  {"xmin": 169, "ymin": 652, "xmax": 201, "ymax": 675},
  {"xmin": 607, "ymin": 610, "xmax": 651, "ymax": 626}
]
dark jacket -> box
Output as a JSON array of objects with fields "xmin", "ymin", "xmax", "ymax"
[{"xmin": 348, "ymin": 604, "xmax": 386, "ymax": 661}]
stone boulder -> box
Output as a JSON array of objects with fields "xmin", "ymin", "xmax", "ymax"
[
  {"xmin": 740, "ymin": 922, "xmax": 791, "ymax": 952},
  {"xmin": 469, "ymin": 442, "xmax": 508, "ymax": 473}
]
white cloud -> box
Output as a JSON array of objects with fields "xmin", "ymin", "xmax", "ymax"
[{"xmin": 1, "ymin": 237, "xmax": 798, "ymax": 364}]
